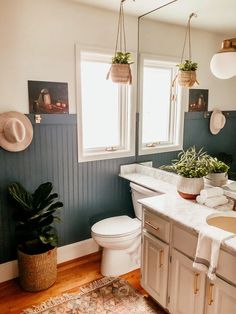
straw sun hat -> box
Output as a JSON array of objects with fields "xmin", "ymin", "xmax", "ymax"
[
  {"xmin": 210, "ymin": 110, "xmax": 226, "ymax": 135},
  {"xmin": 0, "ymin": 111, "xmax": 33, "ymax": 152}
]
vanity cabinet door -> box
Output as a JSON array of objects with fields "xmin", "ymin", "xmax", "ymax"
[
  {"xmin": 205, "ymin": 277, "xmax": 236, "ymax": 314},
  {"xmin": 141, "ymin": 231, "xmax": 169, "ymax": 308},
  {"xmin": 169, "ymin": 249, "xmax": 205, "ymax": 314}
]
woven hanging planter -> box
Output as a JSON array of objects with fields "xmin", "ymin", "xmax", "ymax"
[
  {"xmin": 108, "ymin": 64, "xmax": 132, "ymax": 84},
  {"xmin": 174, "ymin": 13, "xmax": 199, "ymax": 88},
  {"xmin": 17, "ymin": 247, "xmax": 57, "ymax": 292},
  {"xmin": 178, "ymin": 70, "xmax": 197, "ymax": 87},
  {"xmin": 107, "ymin": 0, "xmax": 133, "ymax": 85}
]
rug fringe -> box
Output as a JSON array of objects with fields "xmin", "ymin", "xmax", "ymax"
[
  {"xmin": 79, "ymin": 276, "xmax": 117, "ymax": 294},
  {"xmin": 22, "ymin": 293, "xmax": 77, "ymax": 314}
]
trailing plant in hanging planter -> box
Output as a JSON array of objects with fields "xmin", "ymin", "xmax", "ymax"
[
  {"xmin": 177, "ymin": 59, "xmax": 199, "ymax": 87},
  {"xmin": 174, "ymin": 13, "xmax": 199, "ymax": 88},
  {"xmin": 106, "ymin": 1, "xmax": 133, "ymax": 84},
  {"xmin": 108, "ymin": 51, "xmax": 133, "ymax": 84}
]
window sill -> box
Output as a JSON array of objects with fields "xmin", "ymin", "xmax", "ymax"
[
  {"xmin": 138, "ymin": 143, "xmax": 183, "ymax": 156},
  {"xmin": 78, "ymin": 148, "xmax": 135, "ymax": 163}
]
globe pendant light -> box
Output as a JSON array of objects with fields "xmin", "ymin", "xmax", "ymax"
[{"xmin": 210, "ymin": 38, "xmax": 236, "ymax": 79}]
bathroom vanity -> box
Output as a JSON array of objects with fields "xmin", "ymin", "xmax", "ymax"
[
  {"xmin": 139, "ymin": 194, "xmax": 236, "ymax": 314},
  {"xmin": 119, "ymin": 163, "xmax": 236, "ymax": 314}
]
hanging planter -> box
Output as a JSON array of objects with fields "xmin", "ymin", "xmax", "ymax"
[
  {"xmin": 174, "ymin": 13, "xmax": 199, "ymax": 88},
  {"xmin": 107, "ymin": 1, "xmax": 133, "ymax": 84}
]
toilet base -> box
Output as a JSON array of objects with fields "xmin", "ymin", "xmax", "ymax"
[{"xmin": 101, "ymin": 247, "xmax": 140, "ymax": 276}]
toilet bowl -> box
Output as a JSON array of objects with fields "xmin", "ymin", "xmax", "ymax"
[{"xmin": 91, "ymin": 182, "xmax": 160, "ymax": 276}]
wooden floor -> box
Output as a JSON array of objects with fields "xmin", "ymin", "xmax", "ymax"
[{"xmin": 0, "ymin": 252, "xmax": 166, "ymax": 314}]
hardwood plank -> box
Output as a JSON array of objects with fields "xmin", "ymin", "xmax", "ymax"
[{"xmin": 0, "ymin": 252, "xmax": 166, "ymax": 314}]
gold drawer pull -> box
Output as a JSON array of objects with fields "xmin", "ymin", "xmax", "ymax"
[
  {"xmin": 159, "ymin": 249, "xmax": 164, "ymax": 268},
  {"xmin": 194, "ymin": 273, "xmax": 200, "ymax": 294},
  {"xmin": 145, "ymin": 221, "xmax": 160, "ymax": 231},
  {"xmin": 208, "ymin": 283, "xmax": 214, "ymax": 305}
]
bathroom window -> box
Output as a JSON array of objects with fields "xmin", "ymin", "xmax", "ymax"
[
  {"xmin": 77, "ymin": 47, "xmax": 135, "ymax": 162},
  {"xmin": 139, "ymin": 55, "xmax": 184, "ymax": 155}
]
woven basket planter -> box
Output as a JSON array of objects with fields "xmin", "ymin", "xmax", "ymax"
[
  {"xmin": 17, "ymin": 247, "xmax": 57, "ymax": 292},
  {"xmin": 178, "ymin": 70, "xmax": 197, "ymax": 87},
  {"xmin": 109, "ymin": 64, "xmax": 132, "ymax": 84}
]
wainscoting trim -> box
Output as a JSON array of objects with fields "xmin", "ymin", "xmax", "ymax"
[{"xmin": 0, "ymin": 238, "xmax": 99, "ymax": 283}]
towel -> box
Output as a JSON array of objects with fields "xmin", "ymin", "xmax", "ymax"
[
  {"xmin": 193, "ymin": 230, "xmax": 235, "ymax": 280},
  {"xmin": 196, "ymin": 195, "xmax": 205, "ymax": 205},
  {"xmin": 205, "ymin": 195, "xmax": 228, "ymax": 208},
  {"xmin": 200, "ymin": 187, "xmax": 223, "ymax": 202}
]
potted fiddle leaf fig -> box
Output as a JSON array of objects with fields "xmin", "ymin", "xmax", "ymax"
[
  {"xmin": 177, "ymin": 59, "xmax": 199, "ymax": 87},
  {"xmin": 8, "ymin": 182, "xmax": 63, "ymax": 292},
  {"xmin": 204, "ymin": 157, "xmax": 229, "ymax": 187},
  {"xmin": 161, "ymin": 146, "xmax": 210, "ymax": 199}
]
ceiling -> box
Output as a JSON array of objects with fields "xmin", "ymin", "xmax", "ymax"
[{"xmin": 73, "ymin": 0, "xmax": 236, "ymax": 36}]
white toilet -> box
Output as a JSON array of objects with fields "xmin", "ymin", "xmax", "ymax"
[{"xmin": 91, "ymin": 182, "xmax": 159, "ymax": 276}]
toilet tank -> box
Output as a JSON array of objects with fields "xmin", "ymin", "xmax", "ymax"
[{"xmin": 130, "ymin": 182, "xmax": 161, "ymax": 220}]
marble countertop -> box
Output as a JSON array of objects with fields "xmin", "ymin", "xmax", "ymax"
[
  {"xmin": 139, "ymin": 193, "xmax": 236, "ymax": 252},
  {"xmin": 120, "ymin": 163, "xmax": 236, "ymax": 252}
]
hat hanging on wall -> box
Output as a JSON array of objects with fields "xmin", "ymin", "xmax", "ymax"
[
  {"xmin": 209, "ymin": 110, "xmax": 226, "ymax": 135},
  {"xmin": 0, "ymin": 111, "xmax": 33, "ymax": 152}
]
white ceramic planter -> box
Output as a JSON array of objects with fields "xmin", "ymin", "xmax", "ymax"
[
  {"xmin": 177, "ymin": 176, "xmax": 204, "ymax": 199},
  {"xmin": 204, "ymin": 172, "xmax": 228, "ymax": 187}
]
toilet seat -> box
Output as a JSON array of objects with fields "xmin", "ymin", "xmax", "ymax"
[{"xmin": 91, "ymin": 215, "xmax": 141, "ymax": 238}]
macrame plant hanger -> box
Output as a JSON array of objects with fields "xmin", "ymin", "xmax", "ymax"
[
  {"xmin": 106, "ymin": 0, "xmax": 132, "ymax": 84},
  {"xmin": 173, "ymin": 13, "xmax": 199, "ymax": 87}
]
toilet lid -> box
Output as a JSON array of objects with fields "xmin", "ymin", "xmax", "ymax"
[{"xmin": 91, "ymin": 215, "xmax": 141, "ymax": 237}]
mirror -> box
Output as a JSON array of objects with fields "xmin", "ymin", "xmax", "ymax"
[{"xmin": 136, "ymin": 2, "xmax": 236, "ymax": 174}]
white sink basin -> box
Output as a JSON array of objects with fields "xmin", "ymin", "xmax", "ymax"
[{"xmin": 207, "ymin": 212, "xmax": 236, "ymax": 233}]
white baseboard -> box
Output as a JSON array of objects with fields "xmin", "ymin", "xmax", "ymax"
[{"xmin": 0, "ymin": 238, "xmax": 99, "ymax": 284}]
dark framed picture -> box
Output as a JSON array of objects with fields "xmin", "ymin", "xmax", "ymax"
[
  {"xmin": 188, "ymin": 89, "xmax": 208, "ymax": 112},
  {"xmin": 28, "ymin": 80, "xmax": 69, "ymax": 114}
]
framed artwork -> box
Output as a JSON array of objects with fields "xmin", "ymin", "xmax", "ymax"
[
  {"xmin": 188, "ymin": 89, "xmax": 208, "ymax": 112},
  {"xmin": 28, "ymin": 80, "xmax": 69, "ymax": 114}
]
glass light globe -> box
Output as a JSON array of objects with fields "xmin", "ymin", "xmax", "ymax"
[{"xmin": 210, "ymin": 52, "xmax": 236, "ymax": 79}]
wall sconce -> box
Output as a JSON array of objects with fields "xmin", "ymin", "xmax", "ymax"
[{"xmin": 210, "ymin": 38, "xmax": 236, "ymax": 79}]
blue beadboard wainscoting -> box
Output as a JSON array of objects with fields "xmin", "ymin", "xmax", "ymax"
[{"xmin": 0, "ymin": 112, "xmax": 236, "ymax": 263}]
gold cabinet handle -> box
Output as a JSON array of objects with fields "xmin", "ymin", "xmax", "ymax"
[
  {"xmin": 145, "ymin": 221, "xmax": 160, "ymax": 231},
  {"xmin": 194, "ymin": 273, "xmax": 200, "ymax": 294},
  {"xmin": 208, "ymin": 283, "xmax": 214, "ymax": 305},
  {"xmin": 159, "ymin": 249, "xmax": 164, "ymax": 268}
]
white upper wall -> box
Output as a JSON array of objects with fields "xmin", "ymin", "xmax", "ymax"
[
  {"xmin": 0, "ymin": 0, "xmax": 235, "ymax": 113},
  {"xmin": 0, "ymin": 0, "xmax": 137, "ymax": 113}
]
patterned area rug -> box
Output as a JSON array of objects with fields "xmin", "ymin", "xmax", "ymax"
[{"xmin": 22, "ymin": 277, "xmax": 164, "ymax": 314}]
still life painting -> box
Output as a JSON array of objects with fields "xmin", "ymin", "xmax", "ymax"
[
  {"xmin": 188, "ymin": 89, "xmax": 208, "ymax": 112},
  {"xmin": 28, "ymin": 80, "xmax": 69, "ymax": 114}
]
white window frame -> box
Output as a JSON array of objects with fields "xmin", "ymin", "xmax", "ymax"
[
  {"xmin": 138, "ymin": 53, "xmax": 185, "ymax": 156},
  {"xmin": 76, "ymin": 45, "xmax": 136, "ymax": 163}
]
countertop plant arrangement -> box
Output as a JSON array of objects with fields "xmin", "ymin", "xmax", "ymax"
[{"xmin": 162, "ymin": 146, "xmax": 210, "ymax": 178}]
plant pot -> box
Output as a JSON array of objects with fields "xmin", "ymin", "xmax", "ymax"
[
  {"xmin": 178, "ymin": 70, "xmax": 197, "ymax": 87},
  {"xmin": 17, "ymin": 247, "xmax": 57, "ymax": 292},
  {"xmin": 177, "ymin": 176, "xmax": 204, "ymax": 199},
  {"xmin": 108, "ymin": 64, "xmax": 132, "ymax": 84},
  {"xmin": 204, "ymin": 172, "xmax": 228, "ymax": 187}
]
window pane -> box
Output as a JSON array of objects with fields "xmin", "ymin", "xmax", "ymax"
[
  {"xmin": 142, "ymin": 65, "xmax": 172, "ymax": 143},
  {"xmin": 81, "ymin": 60, "xmax": 120, "ymax": 149}
]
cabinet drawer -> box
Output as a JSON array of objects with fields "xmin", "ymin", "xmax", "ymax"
[
  {"xmin": 143, "ymin": 209, "xmax": 170, "ymax": 243},
  {"xmin": 173, "ymin": 224, "xmax": 198, "ymax": 259}
]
